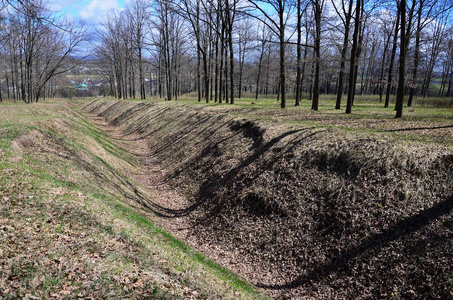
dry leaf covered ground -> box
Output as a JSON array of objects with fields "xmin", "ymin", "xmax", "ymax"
[
  {"xmin": 81, "ymin": 98, "xmax": 452, "ymax": 299},
  {"xmin": 0, "ymin": 101, "xmax": 265, "ymax": 299}
]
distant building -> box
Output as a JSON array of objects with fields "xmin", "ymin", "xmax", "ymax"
[{"xmin": 75, "ymin": 83, "xmax": 88, "ymax": 91}]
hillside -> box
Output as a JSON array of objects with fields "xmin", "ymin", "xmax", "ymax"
[
  {"xmin": 0, "ymin": 100, "xmax": 265, "ymax": 299},
  {"xmin": 81, "ymin": 99, "xmax": 452, "ymax": 299},
  {"xmin": 1, "ymin": 97, "xmax": 451, "ymax": 299}
]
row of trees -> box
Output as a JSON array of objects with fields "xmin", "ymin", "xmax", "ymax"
[
  {"xmin": 0, "ymin": 0, "xmax": 88, "ymax": 103},
  {"xmin": 0, "ymin": 0, "xmax": 451, "ymax": 118},
  {"xmin": 97, "ymin": 0, "xmax": 452, "ymax": 117}
]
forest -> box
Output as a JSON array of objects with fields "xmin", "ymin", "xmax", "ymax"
[{"xmin": 1, "ymin": 0, "xmax": 452, "ymax": 117}]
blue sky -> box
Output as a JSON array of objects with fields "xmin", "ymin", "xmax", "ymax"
[{"xmin": 49, "ymin": 0, "xmax": 126, "ymax": 24}]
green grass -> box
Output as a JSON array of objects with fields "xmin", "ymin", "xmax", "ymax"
[
  {"xmin": 0, "ymin": 99, "xmax": 267, "ymax": 299},
  {"xmin": 108, "ymin": 200, "xmax": 260, "ymax": 296},
  {"xmin": 80, "ymin": 94, "xmax": 451, "ymax": 147}
]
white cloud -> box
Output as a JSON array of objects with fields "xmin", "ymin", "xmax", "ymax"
[{"xmin": 79, "ymin": 0, "xmax": 120, "ymax": 24}]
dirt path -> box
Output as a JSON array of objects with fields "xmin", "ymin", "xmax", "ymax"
[
  {"xmin": 85, "ymin": 115, "xmax": 194, "ymax": 232},
  {"xmin": 83, "ymin": 114, "xmax": 275, "ymax": 297}
]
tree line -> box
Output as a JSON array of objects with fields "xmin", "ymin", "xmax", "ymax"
[
  {"xmin": 1, "ymin": 0, "xmax": 452, "ymax": 118},
  {"xmin": 0, "ymin": 0, "xmax": 89, "ymax": 103},
  {"xmin": 96, "ymin": 0, "xmax": 452, "ymax": 118}
]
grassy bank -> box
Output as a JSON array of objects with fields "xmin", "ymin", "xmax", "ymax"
[{"xmin": 0, "ymin": 99, "xmax": 265, "ymax": 299}]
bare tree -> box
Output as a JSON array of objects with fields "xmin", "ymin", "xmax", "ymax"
[
  {"xmin": 254, "ymin": 23, "xmax": 271, "ymax": 100},
  {"xmin": 332, "ymin": 0, "xmax": 354, "ymax": 109},
  {"xmin": 395, "ymin": 0, "xmax": 418, "ymax": 117},
  {"xmin": 127, "ymin": 0, "xmax": 149, "ymax": 100},
  {"xmin": 384, "ymin": 9, "xmax": 400, "ymax": 109},
  {"xmin": 4, "ymin": 0, "xmax": 89, "ymax": 103},
  {"xmin": 246, "ymin": 0, "xmax": 295, "ymax": 108},
  {"xmin": 237, "ymin": 18, "xmax": 254, "ymax": 99},
  {"xmin": 346, "ymin": 0, "xmax": 361, "ymax": 114},
  {"xmin": 295, "ymin": 0, "xmax": 308, "ymax": 106}
]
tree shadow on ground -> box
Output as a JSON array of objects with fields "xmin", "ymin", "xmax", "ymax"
[
  {"xmin": 256, "ymin": 194, "xmax": 453, "ymax": 290},
  {"xmin": 125, "ymin": 127, "xmax": 312, "ymax": 219},
  {"xmin": 131, "ymin": 129, "xmax": 304, "ymax": 218},
  {"xmin": 384, "ymin": 124, "xmax": 453, "ymax": 132}
]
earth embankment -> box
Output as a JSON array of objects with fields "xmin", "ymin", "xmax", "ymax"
[{"xmin": 82, "ymin": 99, "xmax": 453, "ymax": 299}]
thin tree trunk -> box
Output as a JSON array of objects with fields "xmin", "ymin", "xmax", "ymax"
[
  {"xmin": 447, "ymin": 67, "xmax": 452, "ymax": 97},
  {"xmin": 203, "ymin": 48, "xmax": 209, "ymax": 103},
  {"xmin": 346, "ymin": 0, "xmax": 360, "ymax": 114},
  {"xmin": 279, "ymin": 1, "xmax": 286, "ymax": 108},
  {"xmin": 225, "ymin": 0, "xmax": 234, "ymax": 104},
  {"xmin": 312, "ymin": 0, "xmax": 322, "ymax": 111},
  {"xmin": 395, "ymin": 0, "xmax": 406, "ymax": 118},
  {"xmin": 219, "ymin": 32, "xmax": 224, "ymax": 104},
  {"xmin": 5, "ymin": 74, "xmax": 9, "ymax": 99},
  {"xmin": 385, "ymin": 11, "xmax": 400, "ymax": 108},
  {"xmin": 295, "ymin": 0, "xmax": 303, "ymax": 106},
  {"xmin": 256, "ymin": 41, "xmax": 265, "ymax": 100},
  {"xmin": 379, "ymin": 33, "xmax": 391, "ymax": 102},
  {"xmin": 336, "ymin": 0, "xmax": 353, "ymax": 109},
  {"xmin": 407, "ymin": 5, "xmax": 423, "ymax": 106},
  {"xmin": 139, "ymin": 47, "xmax": 145, "ymax": 99},
  {"xmin": 196, "ymin": 1, "xmax": 201, "ymax": 102},
  {"xmin": 225, "ymin": 39, "xmax": 229, "ymax": 103}
]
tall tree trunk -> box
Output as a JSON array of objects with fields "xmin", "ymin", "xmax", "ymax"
[
  {"xmin": 256, "ymin": 41, "xmax": 265, "ymax": 100},
  {"xmin": 5, "ymin": 74, "xmax": 9, "ymax": 99},
  {"xmin": 203, "ymin": 48, "xmax": 209, "ymax": 103},
  {"xmin": 139, "ymin": 47, "xmax": 145, "ymax": 99},
  {"xmin": 214, "ymin": 3, "xmax": 220, "ymax": 103},
  {"xmin": 219, "ymin": 29, "xmax": 224, "ymax": 103},
  {"xmin": 214, "ymin": 36, "xmax": 219, "ymax": 102},
  {"xmin": 352, "ymin": 12, "xmax": 364, "ymax": 106},
  {"xmin": 279, "ymin": 1, "xmax": 286, "ymax": 108},
  {"xmin": 407, "ymin": 10, "xmax": 421, "ymax": 106},
  {"xmin": 20, "ymin": 54, "xmax": 25, "ymax": 102},
  {"xmin": 385, "ymin": 11, "xmax": 400, "ymax": 108},
  {"xmin": 336, "ymin": 0, "xmax": 353, "ymax": 109},
  {"xmin": 395, "ymin": 0, "xmax": 406, "ymax": 118},
  {"xmin": 158, "ymin": 56, "xmax": 162, "ymax": 98},
  {"xmin": 225, "ymin": 39, "xmax": 229, "ymax": 103},
  {"xmin": 312, "ymin": 0, "xmax": 322, "ymax": 111},
  {"xmin": 295, "ymin": 0, "xmax": 303, "ymax": 106},
  {"xmin": 225, "ymin": 0, "xmax": 234, "ymax": 104},
  {"xmin": 346, "ymin": 0, "xmax": 361, "ymax": 114},
  {"xmin": 196, "ymin": 1, "xmax": 202, "ymax": 102},
  {"xmin": 379, "ymin": 33, "xmax": 391, "ymax": 102}
]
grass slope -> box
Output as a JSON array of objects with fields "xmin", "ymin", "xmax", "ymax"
[
  {"xmin": 81, "ymin": 97, "xmax": 453, "ymax": 299},
  {"xmin": 0, "ymin": 100, "xmax": 265, "ymax": 299}
]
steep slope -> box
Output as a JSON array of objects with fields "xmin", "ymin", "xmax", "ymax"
[
  {"xmin": 83, "ymin": 99, "xmax": 453, "ymax": 299},
  {"xmin": 0, "ymin": 101, "xmax": 265, "ymax": 299}
]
